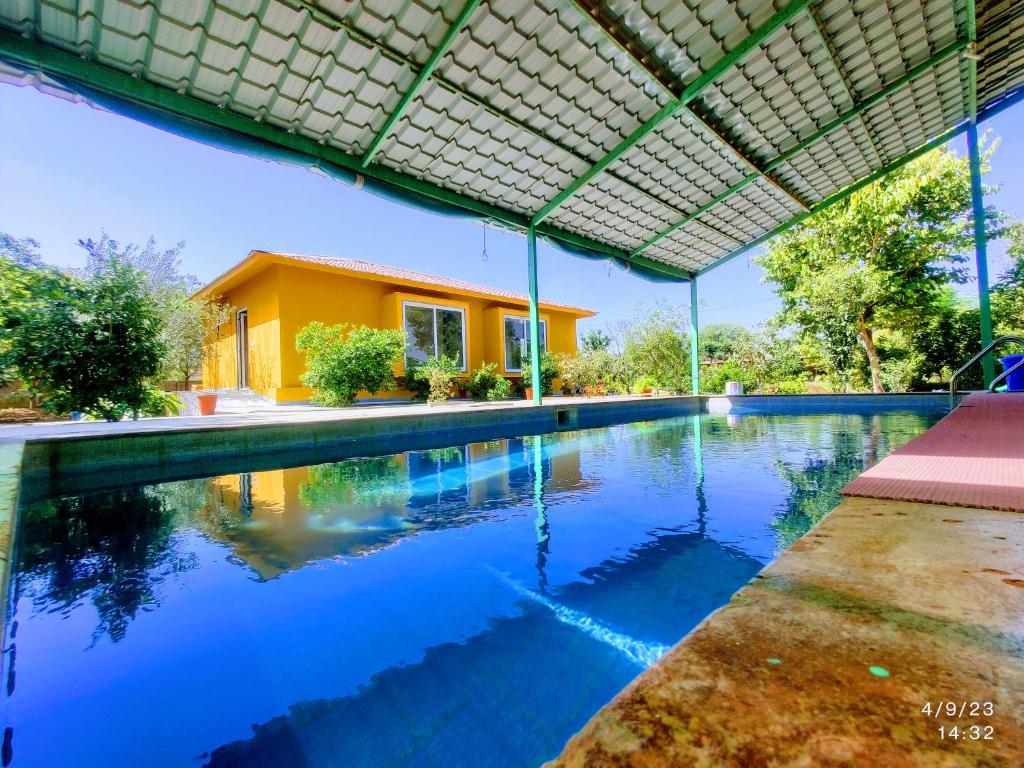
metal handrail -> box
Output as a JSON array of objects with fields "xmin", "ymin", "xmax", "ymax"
[
  {"xmin": 950, "ymin": 335, "xmax": 1024, "ymax": 406},
  {"xmin": 989, "ymin": 355, "xmax": 1024, "ymax": 392}
]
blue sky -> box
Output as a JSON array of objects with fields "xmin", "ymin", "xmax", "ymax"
[{"xmin": 1, "ymin": 81, "xmax": 1022, "ymax": 335}]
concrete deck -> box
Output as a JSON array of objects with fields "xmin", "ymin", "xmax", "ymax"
[{"xmin": 548, "ymin": 497, "xmax": 1023, "ymax": 767}]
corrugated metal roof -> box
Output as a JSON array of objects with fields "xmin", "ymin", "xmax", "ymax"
[
  {"xmin": 202, "ymin": 250, "xmax": 596, "ymax": 315},
  {"xmin": 1, "ymin": 0, "xmax": 1021, "ymax": 280}
]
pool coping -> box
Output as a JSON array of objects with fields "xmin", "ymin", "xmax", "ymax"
[{"xmin": 547, "ymin": 496, "xmax": 1023, "ymax": 767}]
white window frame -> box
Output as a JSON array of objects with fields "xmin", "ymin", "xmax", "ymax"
[
  {"xmin": 402, "ymin": 300, "xmax": 468, "ymax": 372},
  {"xmin": 502, "ymin": 313, "xmax": 547, "ymax": 373}
]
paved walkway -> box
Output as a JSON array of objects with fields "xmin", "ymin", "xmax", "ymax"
[{"xmin": 0, "ymin": 394, "xmax": 660, "ymax": 443}]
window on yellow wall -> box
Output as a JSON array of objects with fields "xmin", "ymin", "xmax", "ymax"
[
  {"xmin": 503, "ymin": 315, "xmax": 547, "ymax": 372},
  {"xmin": 403, "ymin": 301, "xmax": 467, "ymax": 370}
]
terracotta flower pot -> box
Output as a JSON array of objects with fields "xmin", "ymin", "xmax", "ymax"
[
  {"xmin": 524, "ymin": 387, "xmax": 534, "ymax": 400},
  {"xmin": 197, "ymin": 393, "xmax": 218, "ymax": 416}
]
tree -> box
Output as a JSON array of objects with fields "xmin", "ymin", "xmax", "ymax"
[
  {"xmin": 76, "ymin": 232, "xmax": 227, "ymax": 384},
  {"xmin": 8, "ymin": 258, "xmax": 165, "ymax": 419},
  {"xmin": 579, "ymin": 328, "xmax": 612, "ymax": 352},
  {"xmin": 700, "ymin": 323, "xmax": 752, "ymax": 362},
  {"xmin": 0, "ymin": 234, "xmax": 72, "ymax": 385},
  {"xmin": 622, "ymin": 305, "xmax": 690, "ymax": 393},
  {"xmin": 758, "ymin": 145, "xmax": 1003, "ymax": 392},
  {"xmin": 295, "ymin": 322, "xmax": 405, "ymax": 406},
  {"xmin": 992, "ymin": 223, "xmax": 1024, "ymax": 336}
]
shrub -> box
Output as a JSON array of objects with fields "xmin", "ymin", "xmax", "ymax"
[
  {"xmin": 558, "ymin": 349, "xmax": 606, "ymax": 394},
  {"xmin": 700, "ymin": 360, "xmax": 758, "ymax": 395},
  {"xmin": 487, "ymin": 376, "xmax": 513, "ymax": 401},
  {"xmin": 774, "ymin": 379, "xmax": 807, "ymax": 395},
  {"xmin": 296, "ymin": 322, "xmax": 404, "ymax": 406},
  {"xmin": 7, "ymin": 258, "xmax": 165, "ymax": 421},
  {"xmin": 414, "ymin": 356, "xmax": 461, "ymax": 404},
  {"xmin": 631, "ymin": 374, "xmax": 659, "ymax": 394},
  {"xmin": 467, "ymin": 362, "xmax": 499, "ymax": 401},
  {"xmin": 622, "ymin": 306, "xmax": 690, "ymax": 393},
  {"xmin": 521, "ymin": 352, "xmax": 559, "ymax": 396}
]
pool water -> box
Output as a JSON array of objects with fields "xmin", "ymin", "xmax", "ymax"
[{"xmin": 2, "ymin": 410, "xmax": 942, "ymax": 767}]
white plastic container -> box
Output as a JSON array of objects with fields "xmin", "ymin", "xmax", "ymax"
[{"xmin": 725, "ymin": 381, "xmax": 744, "ymax": 396}]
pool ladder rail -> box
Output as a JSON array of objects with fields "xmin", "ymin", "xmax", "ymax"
[{"xmin": 950, "ymin": 335, "xmax": 1024, "ymax": 407}]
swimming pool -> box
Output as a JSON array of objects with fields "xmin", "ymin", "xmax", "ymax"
[{"xmin": 2, "ymin": 409, "xmax": 943, "ymax": 767}]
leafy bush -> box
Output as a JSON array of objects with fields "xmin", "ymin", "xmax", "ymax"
[
  {"xmin": 467, "ymin": 362, "xmax": 512, "ymax": 401},
  {"xmin": 631, "ymin": 374, "xmax": 659, "ymax": 394},
  {"xmin": 622, "ymin": 306, "xmax": 690, "ymax": 393},
  {"xmin": 487, "ymin": 376, "xmax": 513, "ymax": 401},
  {"xmin": 774, "ymin": 379, "xmax": 808, "ymax": 395},
  {"xmin": 413, "ymin": 356, "xmax": 460, "ymax": 404},
  {"xmin": 467, "ymin": 362, "xmax": 499, "ymax": 401},
  {"xmin": 558, "ymin": 349, "xmax": 609, "ymax": 394},
  {"xmin": 296, "ymin": 322, "xmax": 404, "ymax": 406},
  {"xmin": 521, "ymin": 352, "xmax": 559, "ymax": 396},
  {"xmin": 700, "ymin": 360, "xmax": 758, "ymax": 395},
  {"xmin": 7, "ymin": 258, "xmax": 165, "ymax": 421}
]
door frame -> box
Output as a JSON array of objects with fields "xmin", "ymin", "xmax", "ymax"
[{"xmin": 235, "ymin": 307, "xmax": 249, "ymax": 389}]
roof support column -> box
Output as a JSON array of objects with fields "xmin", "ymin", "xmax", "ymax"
[
  {"xmin": 690, "ymin": 277, "xmax": 700, "ymax": 396},
  {"xmin": 968, "ymin": 123, "xmax": 994, "ymax": 387},
  {"xmin": 527, "ymin": 226, "xmax": 543, "ymax": 404}
]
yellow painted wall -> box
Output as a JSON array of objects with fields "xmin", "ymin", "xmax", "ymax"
[
  {"xmin": 204, "ymin": 259, "xmax": 586, "ymax": 402},
  {"xmin": 202, "ymin": 265, "xmax": 282, "ymax": 399}
]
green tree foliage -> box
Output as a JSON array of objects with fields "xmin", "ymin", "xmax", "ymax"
[
  {"xmin": 296, "ymin": 322, "xmax": 405, "ymax": 406},
  {"xmin": 8, "ymin": 258, "xmax": 165, "ymax": 420},
  {"xmin": 413, "ymin": 356, "xmax": 461, "ymax": 404},
  {"xmin": 757, "ymin": 146, "xmax": 1000, "ymax": 392},
  {"xmin": 0, "ymin": 234, "xmax": 71, "ymax": 385},
  {"xmin": 467, "ymin": 361, "xmax": 513, "ymax": 401},
  {"xmin": 77, "ymin": 233, "xmax": 227, "ymax": 383},
  {"xmin": 579, "ymin": 328, "xmax": 612, "ymax": 352},
  {"xmin": 699, "ymin": 323, "xmax": 752, "ymax": 362},
  {"xmin": 992, "ymin": 223, "xmax": 1024, "ymax": 336},
  {"xmin": 521, "ymin": 351, "xmax": 559, "ymax": 396},
  {"xmin": 622, "ymin": 305, "xmax": 690, "ymax": 393}
]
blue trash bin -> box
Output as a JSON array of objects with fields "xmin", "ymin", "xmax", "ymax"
[{"xmin": 999, "ymin": 354, "xmax": 1024, "ymax": 391}]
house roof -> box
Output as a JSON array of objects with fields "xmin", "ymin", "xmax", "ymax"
[
  {"xmin": 1, "ymin": 2, "xmax": 1021, "ymax": 281},
  {"xmin": 196, "ymin": 250, "xmax": 596, "ymax": 317}
]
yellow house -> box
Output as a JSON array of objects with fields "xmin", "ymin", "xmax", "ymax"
[{"xmin": 196, "ymin": 250, "xmax": 595, "ymax": 403}]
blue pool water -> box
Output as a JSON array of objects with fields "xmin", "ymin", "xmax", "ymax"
[{"xmin": 2, "ymin": 410, "xmax": 943, "ymax": 767}]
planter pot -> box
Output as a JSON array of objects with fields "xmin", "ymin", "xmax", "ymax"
[
  {"xmin": 524, "ymin": 387, "xmax": 534, "ymax": 400},
  {"xmin": 196, "ymin": 393, "xmax": 218, "ymax": 416}
]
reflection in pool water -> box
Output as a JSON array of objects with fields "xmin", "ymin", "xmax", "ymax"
[{"xmin": 2, "ymin": 410, "xmax": 942, "ymax": 767}]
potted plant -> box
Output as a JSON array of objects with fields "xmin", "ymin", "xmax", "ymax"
[
  {"xmin": 196, "ymin": 391, "xmax": 218, "ymax": 416},
  {"xmin": 521, "ymin": 353, "xmax": 559, "ymax": 400}
]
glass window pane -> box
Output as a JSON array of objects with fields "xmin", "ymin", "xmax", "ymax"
[
  {"xmin": 404, "ymin": 305, "xmax": 434, "ymax": 365},
  {"xmin": 539, "ymin": 320, "xmax": 547, "ymax": 351},
  {"xmin": 436, "ymin": 309, "xmax": 464, "ymax": 367},
  {"xmin": 504, "ymin": 316, "xmax": 526, "ymax": 371}
]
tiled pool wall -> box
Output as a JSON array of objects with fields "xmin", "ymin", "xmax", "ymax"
[{"xmin": 13, "ymin": 393, "xmax": 960, "ymax": 503}]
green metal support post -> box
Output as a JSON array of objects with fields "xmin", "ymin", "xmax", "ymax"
[
  {"xmin": 527, "ymin": 227, "xmax": 543, "ymax": 404},
  {"xmin": 966, "ymin": 0, "xmax": 994, "ymax": 387},
  {"xmin": 690, "ymin": 277, "xmax": 700, "ymax": 395},
  {"xmin": 968, "ymin": 123, "xmax": 994, "ymax": 386}
]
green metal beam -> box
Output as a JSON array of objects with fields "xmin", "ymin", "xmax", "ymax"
[
  {"xmin": 563, "ymin": 1, "xmax": 809, "ymax": 213},
  {"xmin": 697, "ymin": 83, "xmax": 1024, "ymax": 277},
  {"xmin": 689, "ymin": 277, "xmax": 700, "ymax": 395},
  {"xmin": 360, "ymin": 0, "xmax": 481, "ymax": 167},
  {"xmin": 530, "ymin": 0, "xmax": 816, "ymax": 227},
  {"xmin": 0, "ymin": 27, "xmax": 692, "ymax": 282},
  {"xmin": 633, "ymin": 38, "xmax": 967, "ymax": 258},
  {"xmin": 966, "ymin": 0, "xmax": 994, "ymax": 386},
  {"xmin": 527, "ymin": 226, "xmax": 543, "ymax": 405}
]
